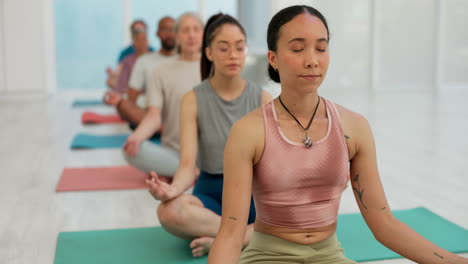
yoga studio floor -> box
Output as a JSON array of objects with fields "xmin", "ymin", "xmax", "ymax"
[{"xmin": 1, "ymin": 88, "xmax": 467, "ymax": 264}]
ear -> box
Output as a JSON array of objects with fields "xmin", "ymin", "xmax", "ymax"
[
  {"xmin": 267, "ymin": 50, "xmax": 278, "ymax": 70},
  {"xmin": 156, "ymin": 31, "xmax": 162, "ymax": 39},
  {"xmin": 205, "ymin": 46, "xmax": 213, "ymax": 61}
]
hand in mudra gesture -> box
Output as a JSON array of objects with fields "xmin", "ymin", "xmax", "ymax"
[{"xmin": 146, "ymin": 171, "xmax": 178, "ymax": 202}]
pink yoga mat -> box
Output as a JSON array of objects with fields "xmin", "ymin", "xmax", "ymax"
[
  {"xmin": 56, "ymin": 166, "xmax": 148, "ymax": 192},
  {"xmin": 81, "ymin": 111, "xmax": 125, "ymax": 124}
]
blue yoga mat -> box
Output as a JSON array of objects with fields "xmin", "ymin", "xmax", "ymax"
[
  {"xmin": 54, "ymin": 207, "xmax": 468, "ymax": 263},
  {"xmin": 70, "ymin": 133, "xmax": 160, "ymax": 149},
  {"xmin": 72, "ymin": 99, "xmax": 106, "ymax": 107}
]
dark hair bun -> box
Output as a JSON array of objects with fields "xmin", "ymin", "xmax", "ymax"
[{"xmin": 268, "ymin": 64, "xmax": 280, "ymax": 83}]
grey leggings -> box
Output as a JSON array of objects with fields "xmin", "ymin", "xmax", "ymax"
[{"xmin": 123, "ymin": 140, "xmax": 179, "ymax": 177}]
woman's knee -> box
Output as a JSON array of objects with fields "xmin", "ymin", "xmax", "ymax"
[
  {"xmin": 122, "ymin": 148, "xmax": 133, "ymax": 164},
  {"xmin": 122, "ymin": 146, "xmax": 142, "ymax": 167},
  {"xmin": 157, "ymin": 196, "xmax": 190, "ymax": 226},
  {"xmin": 157, "ymin": 195, "xmax": 205, "ymax": 225},
  {"xmin": 122, "ymin": 141, "xmax": 156, "ymax": 173},
  {"xmin": 123, "ymin": 141, "xmax": 179, "ymax": 176}
]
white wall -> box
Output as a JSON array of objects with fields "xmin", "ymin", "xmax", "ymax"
[
  {"xmin": 374, "ymin": 0, "xmax": 437, "ymax": 92},
  {"xmin": 440, "ymin": 0, "xmax": 468, "ymax": 90},
  {"xmin": 238, "ymin": 0, "xmax": 271, "ymax": 53},
  {"xmin": 42, "ymin": 0, "xmax": 56, "ymax": 93},
  {"xmin": 1, "ymin": 0, "xmax": 55, "ymax": 95},
  {"xmin": 0, "ymin": 0, "xmax": 5, "ymax": 93}
]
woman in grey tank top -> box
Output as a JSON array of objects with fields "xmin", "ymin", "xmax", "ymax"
[{"xmin": 146, "ymin": 14, "xmax": 272, "ymax": 257}]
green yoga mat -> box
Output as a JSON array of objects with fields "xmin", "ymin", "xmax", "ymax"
[
  {"xmin": 55, "ymin": 226, "xmax": 207, "ymax": 264},
  {"xmin": 72, "ymin": 99, "xmax": 106, "ymax": 107},
  {"xmin": 54, "ymin": 207, "xmax": 468, "ymax": 264},
  {"xmin": 336, "ymin": 207, "xmax": 468, "ymax": 262},
  {"xmin": 70, "ymin": 133, "xmax": 160, "ymax": 149}
]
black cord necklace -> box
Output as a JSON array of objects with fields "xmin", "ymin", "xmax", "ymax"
[{"xmin": 278, "ymin": 95, "xmax": 321, "ymax": 148}]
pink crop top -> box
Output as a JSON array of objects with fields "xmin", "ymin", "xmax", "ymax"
[{"xmin": 252, "ymin": 98, "xmax": 350, "ymax": 229}]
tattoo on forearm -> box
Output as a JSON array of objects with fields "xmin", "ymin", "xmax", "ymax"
[
  {"xmin": 345, "ymin": 135, "xmax": 350, "ymax": 140},
  {"xmin": 352, "ymin": 174, "xmax": 368, "ymax": 210},
  {"xmin": 433, "ymin": 253, "xmax": 466, "ymax": 264},
  {"xmin": 228, "ymin": 217, "xmax": 238, "ymax": 221}
]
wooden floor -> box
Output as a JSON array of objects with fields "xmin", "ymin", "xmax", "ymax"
[{"xmin": 0, "ymin": 88, "xmax": 467, "ymax": 263}]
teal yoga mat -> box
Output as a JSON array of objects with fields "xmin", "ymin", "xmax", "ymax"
[
  {"xmin": 55, "ymin": 226, "xmax": 207, "ymax": 264},
  {"xmin": 54, "ymin": 207, "xmax": 468, "ymax": 264},
  {"xmin": 72, "ymin": 99, "xmax": 106, "ymax": 107},
  {"xmin": 70, "ymin": 133, "xmax": 160, "ymax": 149},
  {"xmin": 336, "ymin": 207, "xmax": 468, "ymax": 262}
]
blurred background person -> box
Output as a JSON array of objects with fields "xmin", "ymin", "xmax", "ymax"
[
  {"xmin": 104, "ymin": 16, "xmax": 177, "ymax": 130},
  {"xmin": 105, "ymin": 20, "xmax": 154, "ymax": 90},
  {"xmin": 123, "ymin": 12, "xmax": 204, "ymax": 178}
]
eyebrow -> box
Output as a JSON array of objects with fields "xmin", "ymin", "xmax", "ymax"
[
  {"xmin": 216, "ymin": 39, "xmax": 245, "ymax": 44},
  {"xmin": 288, "ymin": 37, "xmax": 329, "ymax": 44}
]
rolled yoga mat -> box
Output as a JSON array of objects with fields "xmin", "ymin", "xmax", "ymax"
[
  {"xmin": 81, "ymin": 111, "xmax": 125, "ymax": 124},
  {"xmin": 72, "ymin": 99, "xmax": 106, "ymax": 107},
  {"xmin": 56, "ymin": 166, "xmax": 148, "ymax": 192},
  {"xmin": 70, "ymin": 133, "xmax": 160, "ymax": 149},
  {"xmin": 54, "ymin": 207, "xmax": 468, "ymax": 264}
]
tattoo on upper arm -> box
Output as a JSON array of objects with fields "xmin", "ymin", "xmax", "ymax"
[
  {"xmin": 352, "ymin": 174, "xmax": 368, "ymax": 210},
  {"xmin": 228, "ymin": 217, "xmax": 238, "ymax": 221}
]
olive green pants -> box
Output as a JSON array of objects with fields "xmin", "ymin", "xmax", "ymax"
[{"xmin": 240, "ymin": 232, "xmax": 357, "ymax": 264}]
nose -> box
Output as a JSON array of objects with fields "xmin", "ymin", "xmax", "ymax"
[
  {"xmin": 228, "ymin": 48, "xmax": 237, "ymax": 59},
  {"xmin": 188, "ymin": 29, "xmax": 196, "ymax": 39},
  {"xmin": 305, "ymin": 52, "xmax": 319, "ymax": 69}
]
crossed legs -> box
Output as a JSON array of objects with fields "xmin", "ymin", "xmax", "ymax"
[{"xmin": 157, "ymin": 194, "xmax": 253, "ymax": 257}]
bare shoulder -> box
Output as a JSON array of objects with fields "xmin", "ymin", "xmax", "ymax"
[
  {"xmin": 334, "ymin": 103, "xmax": 370, "ymax": 129},
  {"xmin": 231, "ymin": 107, "xmax": 264, "ymax": 136},
  {"xmin": 182, "ymin": 90, "xmax": 196, "ymax": 104},
  {"xmin": 228, "ymin": 107, "xmax": 265, "ymax": 162},
  {"xmin": 180, "ymin": 90, "xmax": 197, "ymax": 114},
  {"xmin": 333, "ymin": 103, "xmax": 373, "ymax": 159}
]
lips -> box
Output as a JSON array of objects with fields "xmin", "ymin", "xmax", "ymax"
[{"xmin": 300, "ymin": 74, "xmax": 321, "ymax": 81}]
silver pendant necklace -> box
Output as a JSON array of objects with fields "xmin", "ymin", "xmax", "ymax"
[
  {"xmin": 304, "ymin": 132, "xmax": 313, "ymax": 148},
  {"xmin": 278, "ymin": 95, "xmax": 321, "ymax": 149}
]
